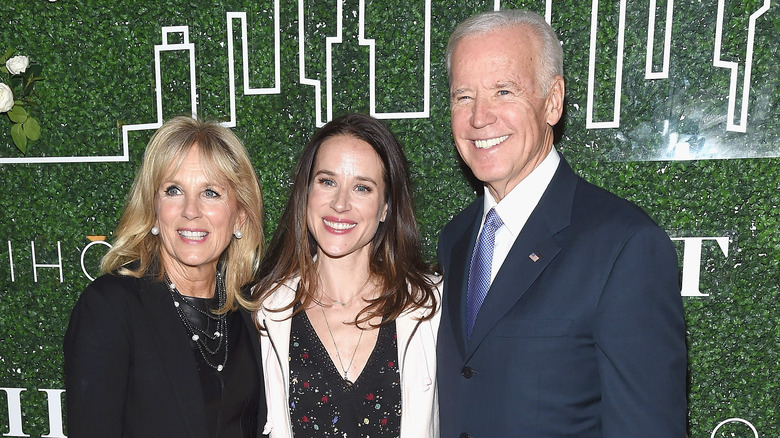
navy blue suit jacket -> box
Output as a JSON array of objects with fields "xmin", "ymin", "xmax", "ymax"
[{"xmin": 437, "ymin": 157, "xmax": 687, "ymax": 437}]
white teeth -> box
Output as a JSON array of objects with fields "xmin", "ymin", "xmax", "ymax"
[
  {"xmin": 178, "ymin": 230, "xmax": 208, "ymax": 240},
  {"xmin": 323, "ymin": 219, "xmax": 356, "ymax": 230},
  {"xmin": 474, "ymin": 135, "xmax": 509, "ymax": 149}
]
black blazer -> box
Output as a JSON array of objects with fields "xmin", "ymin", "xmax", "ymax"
[
  {"xmin": 437, "ymin": 157, "xmax": 687, "ymax": 437},
  {"xmin": 64, "ymin": 273, "xmax": 267, "ymax": 438}
]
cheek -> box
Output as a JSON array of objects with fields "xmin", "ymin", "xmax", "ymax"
[
  {"xmin": 155, "ymin": 201, "xmax": 178, "ymax": 225},
  {"xmin": 450, "ymin": 110, "xmax": 469, "ymax": 131}
]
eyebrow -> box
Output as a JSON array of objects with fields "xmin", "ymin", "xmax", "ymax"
[
  {"xmin": 450, "ymin": 87, "xmax": 469, "ymax": 98},
  {"xmin": 450, "ymin": 80, "xmax": 521, "ymax": 97},
  {"xmin": 313, "ymin": 169, "xmax": 380, "ymax": 186},
  {"xmin": 492, "ymin": 80, "xmax": 520, "ymax": 90}
]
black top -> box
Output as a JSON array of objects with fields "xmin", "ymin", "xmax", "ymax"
[
  {"xmin": 63, "ymin": 273, "xmax": 267, "ymax": 438},
  {"xmin": 181, "ymin": 295, "xmax": 261, "ymax": 438},
  {"xmin": 288, "ymin": 309, "xmax": 401, "ymax": 437}
]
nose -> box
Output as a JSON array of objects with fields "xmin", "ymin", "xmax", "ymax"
[
  {"xmin": 470, "ymin": 97, "xmax": 497, "ymax": 128},
  {"xmin": 182, "ymin": 194, "xmax": 202, "ymax": 220},
  {"xmin": 330, "ymin": 186, "xmax": 351, "ymax": 213}
]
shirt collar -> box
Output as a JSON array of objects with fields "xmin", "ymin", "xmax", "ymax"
[{"xmin": 482, "ymin": 147, "xmax": 560, "ymax": 238}]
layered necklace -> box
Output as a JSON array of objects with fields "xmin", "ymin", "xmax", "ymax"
[{"xmin": 165, "ymin": 272, "xmax": 229, "ymax": 372}]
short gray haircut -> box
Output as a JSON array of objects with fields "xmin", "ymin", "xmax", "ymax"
[{"xmin": 445, "ymin": 9, "xmax": 564, "ymax": 95}]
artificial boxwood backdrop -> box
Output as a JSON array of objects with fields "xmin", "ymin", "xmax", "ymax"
[{"xmin": 0, "ymin": 1, "xmax": 777, "ymax": 437}]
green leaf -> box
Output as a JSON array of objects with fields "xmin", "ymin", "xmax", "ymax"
[
  {"xmin": 7, "ymin": 105, "xmax": 28, "ymax": 123},
  {"xmin": 23, "ymin": 116, "xmax": 40, "ymax": 140},
  {"xmin": 9, "ymin": 75, "xmax": 23, "ymax": 89},
  {"xmin": 1, "ymin": 48, "xmax": 13, "ymax": 62},
  {"xmin": 10, "ymin": 123, "xmax": 27, "ymax": 153},
  {"xmin": 27, "ymin": 65, "xmax": 43, "ymax": 78}
]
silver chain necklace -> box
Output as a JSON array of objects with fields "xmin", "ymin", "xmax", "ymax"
[
  {"xmin": 320, "ymin": 305, "xmax": 364, "ymax": 385},
  {"xmin": 165, "ymin": 272, "xmax": 229, "ymax": 372},
  {"xmin": 317, "ymin": 274, "xmax": 372, "ymax": 307}
]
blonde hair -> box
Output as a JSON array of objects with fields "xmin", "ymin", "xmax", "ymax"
[{"xmin": 101, "ymin": 116, "xmax": 264, "ymax": 312}]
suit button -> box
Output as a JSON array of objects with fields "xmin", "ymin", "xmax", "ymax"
[
  {"xmin": 459, "ymin": 433, "xmax": 471, "ymax": 438},
  {"xmin": 461, "ymin": 366, "xmax": 474, "ymax": 378}
]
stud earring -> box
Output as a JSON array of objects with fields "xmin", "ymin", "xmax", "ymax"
[
  {"xmin": 234, "ymin": 230, "xmax": 243, "ymax": 239},
  {"xmin": 151, "ymin": 226, "xmax": 160, "ymax": 236}
]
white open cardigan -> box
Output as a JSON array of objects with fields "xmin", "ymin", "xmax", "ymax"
[{"xmin": 257, "ymin": 277, "xmax": 441, "ymax": 438}]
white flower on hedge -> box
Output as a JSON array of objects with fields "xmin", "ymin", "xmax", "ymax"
[
  {"xmin": 6, "ymin": 55, "xmax": 29, "ymax": 75},
  {"xmin": 0, "ymin": 83, "xmax": 13, "ymax": 113}
]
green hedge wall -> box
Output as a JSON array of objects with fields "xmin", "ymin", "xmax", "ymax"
[{"xmin": 0, "ymin": 1, "xmax": 777, "ymax": 437}]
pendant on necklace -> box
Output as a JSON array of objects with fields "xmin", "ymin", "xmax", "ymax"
[{"xmin": 344, "ymin": 378, "xmax": 354, "ymax": 387}]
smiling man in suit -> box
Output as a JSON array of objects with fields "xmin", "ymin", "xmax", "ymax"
[{"xmin": 436, "ymin": 9, "xmax": 688, "ymax": 437}]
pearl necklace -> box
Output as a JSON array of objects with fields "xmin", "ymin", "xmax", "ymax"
[{"xmin": 165, "ymin": 272, "xmax": 229, "ymax": 372}]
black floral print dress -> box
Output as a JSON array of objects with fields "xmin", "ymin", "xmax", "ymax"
[{"xmin": 288, "ymin": 309, "xmax": 401, "ymax": 437}]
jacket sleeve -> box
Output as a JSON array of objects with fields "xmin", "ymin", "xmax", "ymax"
[
  {"xmin": 63, "ymin": 279, "xmax": 131, "ymax": 437},
  {"xmin": 593, "ymin": 225, "xmax": 688, "ymax": 437}
]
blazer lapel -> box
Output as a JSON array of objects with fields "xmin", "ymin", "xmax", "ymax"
[
  {"xmin": 466, "ymin": 157, "xmax": 579, "ymax": 355},
  {"xmin": 239, "ymin": 307, "xmax": 263, "ymax": 377},
  {"xmin": 466, "ymin": 213, "xmax": 562, "ymax": 353},
  {"xmin": 444, "ymin": 202, "xmax": 482, "ymax": 358},
  {"xmin": 139, "ymin": 280, "xmax": 209, "ymax": 438}
]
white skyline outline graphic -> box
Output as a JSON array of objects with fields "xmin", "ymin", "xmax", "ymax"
[{"xmin": 0, "ymin": 0, "xmax": 769, "ymax": 164}]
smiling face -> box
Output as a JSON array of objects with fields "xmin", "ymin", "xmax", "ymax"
[
  {"xmin": 449, "ymin": 25, "xmax": 564, "ymax": 201},
  {"xmin": 306, "ymin": 134, "xmax": 388, "ymax": 263},
  {"xmin": 155, "ymin": 145, "xmax": 246, "ymax": 279}
]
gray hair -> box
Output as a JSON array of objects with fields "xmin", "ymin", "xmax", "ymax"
[{"xmin": 445, "ymin": 9, "xmax": 564, "ymax": 95}]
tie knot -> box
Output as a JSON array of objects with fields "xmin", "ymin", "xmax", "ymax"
[{"xmin": 484, "ymin": 208, "xmax": 503, "ymax": 232}]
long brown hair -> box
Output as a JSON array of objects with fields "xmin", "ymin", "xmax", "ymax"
[
  {"xmin": 101, "ymin": 116, "xmax": 264, "ymax": 312},
  {"xmin": 251, "ymin": 113, "xmax": 438, "ymax": 325}
]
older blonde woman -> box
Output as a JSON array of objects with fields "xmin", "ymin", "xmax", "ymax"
[{"xmin": 64, "ymin": 117, "xmax": 266, "ymax": 438}]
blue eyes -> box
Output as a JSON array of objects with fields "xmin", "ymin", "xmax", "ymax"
[
  {"xmin": 164, "ymin": 185, "xmax": 182, "ymax": 196},
  {"xmin": 162, "ymin": 185, "xmax": 221, "ymax": 198},
  {"xmin": 319, "ymin": 177, "xmax": 337, "ymax": 187}
]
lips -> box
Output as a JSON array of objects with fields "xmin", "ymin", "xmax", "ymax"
[
  {"xmin": 322, "ymin": 218, "xmax": 357, "ymax": 231},
  {"xmin": 474, "ymin": 135, "xmax": 509, "ymax": 149},
  {"xmin": 178, "ymin": 230, "xmax": 208, "ymax": 241}
]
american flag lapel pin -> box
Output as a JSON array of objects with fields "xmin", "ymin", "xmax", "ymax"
[{"xmin": 528, "ymin": 252, "xmax": 541, "ymax": 262}]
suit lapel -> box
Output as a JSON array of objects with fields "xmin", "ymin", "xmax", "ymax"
[
  {"xmin": 466, "ymin": 157, "xmax": 579, "ymax": 355},
  {"xmin": 466, "ymin": 212, "xmax": 562, "ymax": 352},
  {"xmin": 444, "ymin": 201, "xmax": 482, "ymax": 358},
  {"xmin": 138, "ymin": 280, "xmax": 209, "ymax": 438}
]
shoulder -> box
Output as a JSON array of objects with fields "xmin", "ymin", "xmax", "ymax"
[
  {"xmin": 65, "ymin": 273, "xmax": 158, "ymax": 347},
  {"xmin": 72, "ymin": 272, "xmax": 161, "ymax": 317},
  {"xmin": 575, "ymin": 179, "xmax": 662, "ymax": 233},
  {"xmin": 402, "ymin": 274, "xmax": 442, "ymax": 320},
  {"xmin": 440, "ymin": 198, "xmax": 482, "ymax": 238},
  {"xmin": 438, "ymin": 198, "xmax": 482, "ymax": 263},
  {"xmin": 256, "ymin": 277, "xmax": 299, "ymax": 314}
]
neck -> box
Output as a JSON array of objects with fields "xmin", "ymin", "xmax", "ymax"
[
  {"xmin": 316, "ymin": 257, "xmax": 374, "ymax": 305},
  {"xmin": 164, "ymin": 264, "xmax": 218, "ymax": 298}
]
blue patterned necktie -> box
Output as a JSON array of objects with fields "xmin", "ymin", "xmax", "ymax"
[{"xmin": 466, "ymin": 207, "xmax": 503, "ymax": 338}]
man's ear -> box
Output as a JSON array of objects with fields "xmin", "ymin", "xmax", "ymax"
[{"xmin": 545, "ymin": 75, "xmax": 565, "ymax": 126}]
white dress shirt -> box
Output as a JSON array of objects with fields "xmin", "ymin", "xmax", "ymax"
[{"xmin": 476, "ymin": 147, "xmax": 560, "ymax": 283}]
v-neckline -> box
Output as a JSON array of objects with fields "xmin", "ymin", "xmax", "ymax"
[{"xmin": 300, "ymin": 308, "xmax": 386, "ymax": 388}]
